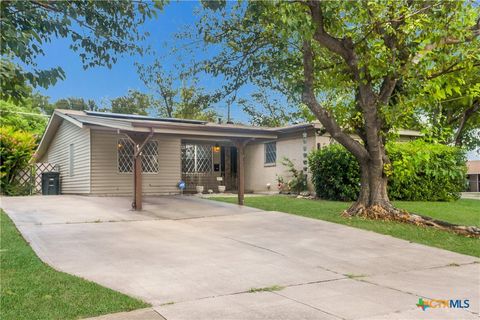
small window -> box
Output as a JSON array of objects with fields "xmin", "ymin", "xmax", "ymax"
[
  {"xmin": 117, "ymin": 138, "xmax": 158, "ymax": 173},
  {"xmin": 264, "ymin": 142, "xmax": 276, "ymax": 165},
  {"xmin": 69, "ymin": 144, "xmax": 74, "ymax": 176}
]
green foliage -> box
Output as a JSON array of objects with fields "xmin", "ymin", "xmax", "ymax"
[
  {"xmin": 110, "ymin": 90, "xmax": 151, "ymax": 116},
  {"xmin": 309, "ymin": 142, "xmax": 467, "ymax": 202},
  {"xmin": 239, "ymin": 90, "xmax": 314, "ymax": 127},
  {"xmin": 0, "ymin": 126, "xmax": 36, "ymax": 195},
  {"xmin": 43, "ymin": 97, "xmax": 99, "ymax": 115},
  {"xmin": 1, "ymin": 0, "xmax": 163, "ymax": 102},
  {"xmin": 0, "ymin": 98, "xmax": 48, "ymax": 137},
  {"xmin": 308, "ymin": 144, "xmax": 360, "ymax": 201},
  {"xmin": 137, "ymin": 61, "xmax": 220, "ymax": 121},
  {"xmin": 173, "ymin": 85, "xmax": 219, "ymax": 121},
  {"xmin": 279, "ymin": 157, "xmax": 308, "ymax": 194},
  {"xmin": 386, "ymin": 141, "xmax": 467, "ymax": 201},
  {"xmin": 193, "ymin": 1, "xmax": 478, "ymax": 131}
]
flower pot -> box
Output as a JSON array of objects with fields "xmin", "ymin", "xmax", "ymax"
[
  {"xmin": 195, "ymin": 186, "xmax": 204, "ymax": 194},
  {"xmin": 218, "ymin": 185, "xmax": 226, "ymax": 193}
]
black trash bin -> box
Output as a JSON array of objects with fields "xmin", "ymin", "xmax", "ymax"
[{"xmin": 41, "ymin": 172, "xmax": 60, "ymax": 195}]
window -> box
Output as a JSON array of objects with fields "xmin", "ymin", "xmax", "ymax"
[
  {"xmin": 117, "ymin": 138, "xmax": 158, "ymax": 173},
  {"xmin": 264, "ymin": 142, "xmax": 276, "ymax": 165},
  {"xmin": 69, "ymin": 144, "xmax": 74, "ymax": 176},
  {"xmin": 181, "ymin": 144, "xmax": 212, "ymax": 173}
]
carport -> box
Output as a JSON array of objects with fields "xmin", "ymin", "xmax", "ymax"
[
  {"xmin": 124, "ymin": 130, "xmax": 254, "ymax": 210},
  {"xmin": 119, "ymin": 115, "xmax": 278, "ymax": 210}
]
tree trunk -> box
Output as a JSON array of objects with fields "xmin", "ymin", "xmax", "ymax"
[{"xmin": 344, "ymin": 147, "xmax": 395, "ymax": 218}]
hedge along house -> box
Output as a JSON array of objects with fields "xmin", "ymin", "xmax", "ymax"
[{"xmin": 35, "ymin": 109, "xmax": 421, "ymax": 209}]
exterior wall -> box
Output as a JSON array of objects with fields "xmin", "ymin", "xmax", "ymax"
[
  {"xmin": 42, "ymin": 120, "xmax": 91, "ymax": 194},
  {"xmin": 90, "ymin": 129, "xmax": 181, "ymax": 195},
  {"xmin": 245, "ymin": 131, "xmax": 317, "ymax": 193}
]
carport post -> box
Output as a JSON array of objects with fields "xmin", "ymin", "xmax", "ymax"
[
  {"xmin": 123, "ymin": 129, "xmax": 153, "ymax": 211},
  {"xmin": 235, "ymin": 140, "xmax": 247, "ymax": 206},
  {"xmin": 134, "ymin": 155, "xmax": 142, "ymax": 210}
]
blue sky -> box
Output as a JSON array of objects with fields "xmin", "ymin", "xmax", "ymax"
[{"xmin": 35, "ymin": 1, "xmax": 255, "ymax": 122}]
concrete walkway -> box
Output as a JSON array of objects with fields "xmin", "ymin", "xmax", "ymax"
[{"xmin": 2, "ymin": 195, "xmax": 479, "ymax": 320}]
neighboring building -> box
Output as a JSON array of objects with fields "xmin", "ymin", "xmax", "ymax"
[
  {"xmin": 467, "ymin": 160, "xmax": 480, "ymax": 192},
  {"xmin": 36, "ymin": 109, "xmax": 421, "ymax": 197}
]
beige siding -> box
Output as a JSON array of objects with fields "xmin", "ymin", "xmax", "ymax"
[
  {"xmin": 90, "ymin": 130, "xmax": 181, "ymax": 195},
  {"xmin": 43, "ymin": 120, "xmax": 91, "ymax": 193},
  {"xmin": 245, "ymin": 133, "xmax": 316, "ymax": 193}
]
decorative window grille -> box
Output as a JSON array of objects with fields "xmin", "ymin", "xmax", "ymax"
[
  {"xmin": 118, "ymin": 138, "xmax": 134, "ymax": 173},
  {"xmin": 117, "ymin": 138, "xmax": 158, "ymax": 173},
  {"xmin": 264, "ymin": 142, "xmax": 276, "ymax": 165},
  {"xmin": 181, "ymin": 144, "xmax": 212, "ymax": 173},
  {"xmin": 142, "ymin": 141, "xmax": 158, "ymax": 173}
]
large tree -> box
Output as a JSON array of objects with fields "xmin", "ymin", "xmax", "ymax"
[
  {"xmin": 109, "ymin": 90, "xmax": 151, "ymax": 116},
  {"xmin": 194, "ymin": 1, "xmax": 479, "ymax": 227},
  {"xmin": 137, "ymin": 62, "xmax": 220, "ymax": 121},
  {"xmin": 0, "ymin": 0, "xmax": 163, "ymax": 102}
]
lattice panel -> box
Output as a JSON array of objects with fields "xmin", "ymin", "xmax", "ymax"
[
  {"xmin": 118, "ymin": 138, "xmax": 134, "ymax": 173},
  {"xmin": 195, "ymin": 144, "xmax": 213, "ymax": 173},
  {"xmin": 15, "ymin": 162, "xmax": 58, "ymax": 194},
  {"xmin": 181, "ymin": 144, "xmax": 195, "ymax": 173},
  {"xmin": 142, "ymin": 141, "xmax": 158, "ymax": 173}
]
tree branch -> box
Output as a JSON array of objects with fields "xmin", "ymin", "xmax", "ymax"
[
  {"xmin": 302, "ymin": 40, "xmax": 369, "ymax": 161},
  {"xmin": 306, "ymin": 1, "xmax": 359, "ymax": 77},
  {"xmin": 454, "ymin": 98, "xmax": 480, "ymax": 146}
]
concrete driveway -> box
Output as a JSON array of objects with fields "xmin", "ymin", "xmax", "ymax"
[{"xmin": 2, "ymin": 195, "xmax": 479, "ymax": 320}]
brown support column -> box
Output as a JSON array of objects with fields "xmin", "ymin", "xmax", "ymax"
[
  {"xmin": 134, "ymin": 154, "xmax": 142, "ymax": 210},
  {"xmin": 124, "ymin": 129, "xmax": 153, "ymax": 211},
  {"xmin": 236, "ymin": 141, "xmax": 245, "ymax": 205},
  {"xmin": 224, "ymin": 146, "xmax": 231, "ymax": 190}
]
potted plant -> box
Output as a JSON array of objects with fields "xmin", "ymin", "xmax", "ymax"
[
  {"xmin": 196, "ymin": 185, "xmax": 204, "ymax": 194},
  {"xmin": 217, "ymin": 176, "xmax": 225, "ymax": 193}
]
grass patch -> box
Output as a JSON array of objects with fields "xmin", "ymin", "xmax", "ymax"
[
  {"xmin": 0, "ymin": 210, "xmax": 150, "ymax": 320},
  {"xmin": 211, "ymin": 196, "xmax": 480, "ymax": 257},
  {"xmin": 249, "ymin": 285, "xmax": 285, "ymax": 293}
]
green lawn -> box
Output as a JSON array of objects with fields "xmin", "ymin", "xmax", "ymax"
[
  {"xmin": 210, "ymin": 196, "xmax": 480, "ymax": 257},
  {"xmin": 0, "ymin": 211, "xmax": 150, "ymax": 320}
]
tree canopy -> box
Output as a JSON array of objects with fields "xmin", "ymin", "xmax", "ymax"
[
  {"xmin": 0, "ymin": 0, "xmax": 163, "ymax": 102},
  {"xmin": 137, "ymin": 61, "xmax": 220, "ymax": 121}
]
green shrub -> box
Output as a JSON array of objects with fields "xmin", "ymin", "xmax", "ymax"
[
  {"xmin": 279, "ymin": 157, "xmax": 308, "ymax": 194},
  {"xmin": 308, "ymin": 141, "xmax": 467, "ymax": 202},
  {"xmin": 308, "ymin": 144, "xmax": 360, "ymax": 201},
  {"xmin": 0, "ymin": 126, "xmax": 36, "ymax": 195},
  {"xmin": 385, "ymin": 140, "xmax": 466, "ymax": 201}
]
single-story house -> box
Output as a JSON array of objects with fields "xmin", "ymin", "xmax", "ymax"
[
  {"xmin": 467, "ymin": 160, "xmax": 480, "ymax": 192},
  {"xmin": 35, "ymin": 109, "xmax": 420, "ymax": 208}
]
